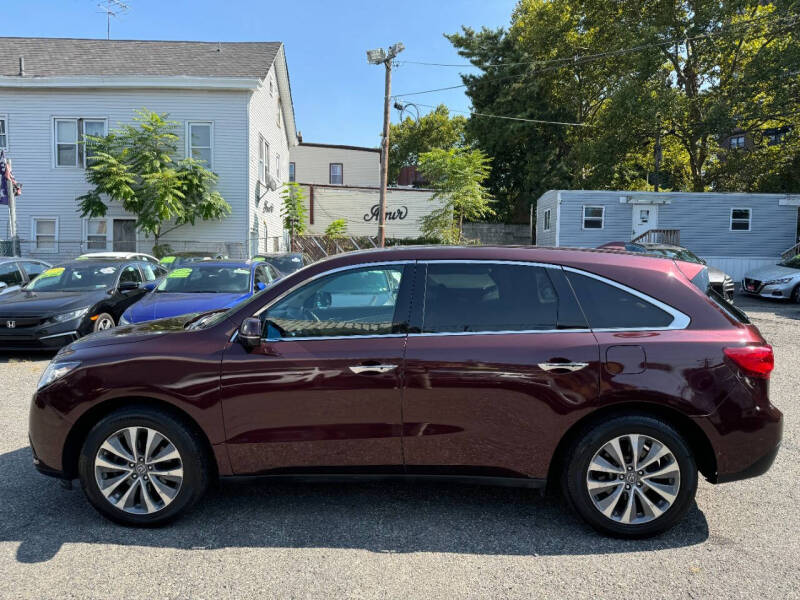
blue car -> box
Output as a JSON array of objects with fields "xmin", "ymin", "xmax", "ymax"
[{"xmin": 119, "ymin": 260, "xmax": 281, "ymax": 324}]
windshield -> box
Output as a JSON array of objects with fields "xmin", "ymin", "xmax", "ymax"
[
  {"xmin": 26, "ymin": 264, "xmax": 119, "ymax": 292},
  {"xmin": 187, "ymin": 287, "xmax": 269, "ymax": 330},
  {"xmin": 157, "ymin": 266, "xmax": 252, "ymax": 294},
  {"xmin": 260, "ymin": 255, "xmax": 304, "ymax": 274},
  {"xmin": 649, "ymin": 247, "xmax": 703, "ymax": 264},
  {"xmin": 779, "ymin": 255, "xmax": 800, "ymax": 269}
]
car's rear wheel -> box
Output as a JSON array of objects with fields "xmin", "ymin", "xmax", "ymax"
[
  {"xmin": 562, "ymin": 414, "xmax": 697, "ymax": 538},
  {"xmin": 93, "ymin": 312, "xmax": 115, "ymax": 332},
  {"xmin": 78, "ymin": 407, "xmax": 209, "ymax": 526}
]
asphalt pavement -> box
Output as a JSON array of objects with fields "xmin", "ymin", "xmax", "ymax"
[{"xmin": 0, "ymin": 293, "xmax": 797, "ymax": 599}]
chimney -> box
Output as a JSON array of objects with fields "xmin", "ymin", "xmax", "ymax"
[{"xmin": 18, "ymin": 56, "xmax": 24, "ymax": 76}]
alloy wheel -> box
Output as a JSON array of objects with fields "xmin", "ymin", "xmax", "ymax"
[
  {"xmin": 585, "ymin": 433, "xmax": 681, "ymax": 525},
  {"xmin": 95, "ymin": 316, "xmax": 114, "ymax": 331},
  {"xmin": 94, "ymin": 427, "xmax": 184, "ymax": 515}
]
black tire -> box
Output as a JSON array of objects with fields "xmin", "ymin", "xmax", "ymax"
[
  {"xmin": 92, "ymin": 312, "xmax": 115, "ymax": 332},
  {"xmin": 561, "ymin": 414, "xmax": 697, "ymax": 538},
  {"xmin": 791, "ymin": 284, "xmax": 800, "ymax": 304},
  {"xmin": 78, "ymin": 406, "xmax": 210, "ymax": 526}
]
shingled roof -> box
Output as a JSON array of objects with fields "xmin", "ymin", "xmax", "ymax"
[{"xmin": 0, "ymin": 38, "xmax": 282, "ymax": 79}]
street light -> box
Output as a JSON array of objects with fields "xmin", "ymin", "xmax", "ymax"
[{"xmin": 366, "ymin": 42, "xmax": 405, "ymax": 247}]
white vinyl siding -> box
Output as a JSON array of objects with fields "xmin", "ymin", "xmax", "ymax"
[
  {"xmin": 187, "ymin": 121, "xmax": 213, "ymax": 168},
  {"xmin": 582, "ymin": 205, "xmax": 604, "ymax": 230},
  {"xmin": 0, "ymin": 115, "xmax": 7, "ymax": 150},
  {"xmin": 290, "ymin": 144, "xmax": 380, "ymax": 187},
  {"xmin": 731, "ymin": 208, "xmax": 751, "ymax": 231},
  {"xmin": 32, "ymin": 217, "xmax": 58, "ymax": 252}
]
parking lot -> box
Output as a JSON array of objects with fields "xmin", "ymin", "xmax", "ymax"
[{"xmin": 0, "ymin": 294, "xmax": 797, "ymax": 600}]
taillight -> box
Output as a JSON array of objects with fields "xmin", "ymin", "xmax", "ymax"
[{"xmin": 724, "ymin": 346, "xmax": 774, "ymax": 379}]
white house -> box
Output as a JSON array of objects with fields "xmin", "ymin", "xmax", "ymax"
[
  {"xmin": 0, "ymin": 37, "xmax": 298, "ymax": 259},
  {"xmin": 290, "ymin": 141, "xmax": 443, "ymax": 239}
]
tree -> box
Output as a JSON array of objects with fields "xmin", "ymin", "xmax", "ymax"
[
  {"xmin": 388, "ymin": 105, "xmax": 467, "ymax": 184},
  {"xmin": 418, "ymin": 148, "xmax": 495, "ymax": 244},
  {"xmin": 449, "ymin": 1, "xmax": 800, "ymax": 212},
  {"xmin": 79, "ymin": 110, "xmax": 230, "ymax": 249},
  {"xmin": 325, "ymin": 219, "xmax": 347, "ymax": 239},
  {"xmin": 280, "ymin": 182, "xmax": 307, "ymax": 239}
]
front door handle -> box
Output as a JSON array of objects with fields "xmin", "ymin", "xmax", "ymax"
[
  {"xmin": 538, "ymin": 361, "xmax": 589, "ymax": 373},
  {"xmin": 349, "ymin": 364, "xmax": 398, "ymax": 375}
]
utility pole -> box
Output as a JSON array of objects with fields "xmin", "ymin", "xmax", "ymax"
[
  {"xmin": 366, "ymin": 42, "xmax": 404, "ymax": 247},
  {"xmin": 97, "ymin": 0, "xmax": 129, "ymax": 40},
  {"xmin": 653, "ymin": 119, "xmax": 662, "ymax": 193}
]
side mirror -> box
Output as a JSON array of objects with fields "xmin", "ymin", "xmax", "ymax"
[
  {"xmin": 118, "ymin": 280, "xmax": 140, "ymax": 292},
  {"xmin": 255, "ymin": 281, "xmax": 267, "ymax": 291},
  {"xmin": 143, "ymin": 281, "xmax": 159, "ymax": 291},
  {"xmin": 238, "ymin": 317, "xmax": 262, "ymax": 349}
]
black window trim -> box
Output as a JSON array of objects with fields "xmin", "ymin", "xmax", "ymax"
[{"xmin": 253, "ymin": 260, "xmax": 415, "ymax": 341}]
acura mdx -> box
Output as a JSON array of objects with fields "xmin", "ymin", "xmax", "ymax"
[{"xmin": 29, "ymin": 246, "xmax": 782, "ymax": 537}]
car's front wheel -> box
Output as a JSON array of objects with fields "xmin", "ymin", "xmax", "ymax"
[
  {"xmin": 93, "ymin": 312, "xmax": 115, "ymax": 332},
  {"xmin": 562, "ymin": 414, "xmax": 697, "ymax": 538},
  {"xmin": 78, "ymin": 406, "xmax": 210, "ymax": 526}
]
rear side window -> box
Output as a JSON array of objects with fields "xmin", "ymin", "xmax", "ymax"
[
  {"xmin": 0, "ymin": 262, "xmax": 23, "ymax": 287},
  {"xmin": 421, "ymin": 263, "xmax": 586, "ymax": 333},
  {"xmin": 565, "ymin": 271, "xmax": 674, "ymax": 329}
]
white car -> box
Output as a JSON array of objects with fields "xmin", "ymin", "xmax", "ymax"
[
  {"xmin": 742, "ymin": 255, "xmax": 800, "ymax": 302},
  {"xmin": 77, "ymin": 251, "xmax": 159, "ymax": 264}
]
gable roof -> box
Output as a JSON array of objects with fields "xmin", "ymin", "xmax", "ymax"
[{"xmin": 0, "ymin": 37, "xmax": 282, "ymax": 79}]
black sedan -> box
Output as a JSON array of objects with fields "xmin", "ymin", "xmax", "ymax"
[
  {"xmin": 0, "ymin": 259, "xmax": 156, "ymax": 350},
  {"xmin": 253, "ymin": 252, "xmax": 310, "ymax": 275}
]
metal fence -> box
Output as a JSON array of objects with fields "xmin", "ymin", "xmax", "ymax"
[{"xmin": 0, "ymin": 237, "xmax": 284, "ymax": 261}]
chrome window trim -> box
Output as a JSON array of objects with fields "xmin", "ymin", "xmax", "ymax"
[
  {"xmin": 562, "ymin": 266, "xmax": 691, "ymax": 331},
  {"xmin": 253, "ymin": 260, "xmax": 414, "ymax": 342},
  {"xmin": 407, "ymin": 329, "xmax": 592, "ymax": 338}
]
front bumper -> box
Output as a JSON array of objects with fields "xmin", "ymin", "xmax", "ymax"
[
  {"xmin": 0, "ymin": 317, "xmax": 85, "ymax": 351},
  {"xmin": 741, "ymin": 279, "xmax": 796, "ymax": 300}
]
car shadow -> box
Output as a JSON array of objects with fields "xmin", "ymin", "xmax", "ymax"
[
  {"xmin": 0, "ymin": 446, "xmax": 709, "ymax": 563},
  {"xmin": 0, "ymin": 351, "xmax": 54, "ymax": 364}
]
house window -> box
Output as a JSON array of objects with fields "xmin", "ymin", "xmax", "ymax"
[
  {"xmin": 0, "ymin": 116, "xmax": 7, "ymax": 150},
  {"xmin": 329, "ymin": 163, "xmax": 343, "ymax": 185},
  {"xmin": 276, "ymin": 153, "xmax": 281, "ymax": 180},
  {"xmin": 258, "ymin": 136, "xmax": 269, "ymax": 182},
  {"xmin": 33, "ymin": 217, "xmax": 57, "ymax": 252},
  {"xmin": 54, "ymin": 118, "xmax": 107, "ymax": 168},
  {"xmin": 729, "ymin": 134, "xmax": 746, "ymax": 149},
  {"xmin": 289, "ymin": 162, "xmax": 296, "ymax": 182},
  {"xmin": 188, "ymin": 122, "xmax": 213, "ymax": 168},
  {"xmin": 582, "ymin": 206, "xmax": 604, "ymax": 229},
  {"xmin": 543, "ymin": 209, "xmax": 551, "ymax": 232},
  {"xmin": 277, "ymin": 100, "xmax": 283, "ymax": 128},
  {"xmin": 86, "ymin": 219, "xmax": 108, "ymax": 250},
  {"xmin": 731, "ymin": 208, "xmax": 751, "ymax": 231}
]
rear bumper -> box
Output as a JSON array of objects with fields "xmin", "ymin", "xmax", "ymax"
[{"xmin": 715, "ymin": 439, "xmax": 781, "ymax": 483}]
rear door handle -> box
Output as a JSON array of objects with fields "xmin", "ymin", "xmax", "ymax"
[
  {"xmin": 538, "ymin": 361, "xmax": 589, "ymax": 372},
  {"xmin": 349, "ymin": 364, "xmax": 398, "ymax": 375}
]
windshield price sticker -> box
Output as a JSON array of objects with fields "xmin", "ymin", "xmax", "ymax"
[
  {"xmin": 160, "ymin": 256, "xmax": 176, "ymax": 264},
  {"xmin": 234, "ymin": 268, "xmax": 249, "ymax": 274},
  {"xmin": 99, "ymin": 267, "xmax": 116, "ymax": 274},
  {"xmin": 39, "ymin": 268, "xmax": 65, "ymax": 279},
  {"xmin": 168, "ymin": 268, "xmax": 192, "ymax": 279}
]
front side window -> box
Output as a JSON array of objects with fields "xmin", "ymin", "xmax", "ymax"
[
  {"xmin": 119, "ymin": 265, "xmax": 142, "ymax": 284},
  {"xmin": 329, "ymin": 163, "xmax": 343, "ymax": 185},
  {"xmin": 731, "ymin": 208, "xmax": 751, "ymax": 231},
  {"xmin": 86, "ymin": 219, "xmax": 108, "ymax": 250},
  {"xmin": 19, "ymin": 261, "xmax": 48, "ymax": 279},
  {"xmin": 263, "ymin": 265, "xmax": 407, "ymax": 339},
  {"xmin": 543, "ymin": 209, "xmax": 551, "ymax": 232},
  {"xmin": 565, "ymin": 271, "xmax": 675, "ymax": 329},
  {"xmin": 33, "ymin": 218, "xmax": 57, "ymax": 251},
  {"xmin": 421, "ymin": 262, "xmax": 581, "ymax": 334},
  {"xmin": 0, "ymin": 262, "xmax": 23, "ymax": 287},
  {"xmin": 583, "ymin": 206, "xmax": 604, "ymax": 229},
  {"xmin": 0, "ymin": 116, "xmax": 7, "ymax": 149},
  {"xmin": 188, "ymin": 122, "xmax": 213, "ymax": 168}
]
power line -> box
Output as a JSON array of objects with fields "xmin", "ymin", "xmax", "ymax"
[
  {"xmin": 410, "ymin": 102, "xmax": 590, "ymax": 127},
  {"xmin": 394, "ymin": 12, "xmax": 800, "ymax": 98}
]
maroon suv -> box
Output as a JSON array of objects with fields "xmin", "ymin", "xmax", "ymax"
[{"xmin": 29, "ymin": 246, "xmax": 782, "ymax": 537}]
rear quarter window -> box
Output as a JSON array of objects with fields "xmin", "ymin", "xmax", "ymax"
[{"xmin": 565, "ymin": 271, "xmax": 675, "ymax": 329}]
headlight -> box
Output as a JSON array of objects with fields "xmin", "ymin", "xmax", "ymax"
[
  {"xmin": 764, "ymin": 278, "xmax": 794, "ymax": 285},
  {"xmin": 37, "ymin": 361, "xmax": 81, "ymax": 390},
  {"xmin": 50, "ymin": 307, "xmax": 90, "ymax": 323}
]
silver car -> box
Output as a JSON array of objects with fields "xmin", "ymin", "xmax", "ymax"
[
  {"xmin": 0, "ymin": 258, "xmax": 52, "ymax": 297},
  {"xmin": 639, "ymin": 244, "xmax": 735, "ymax": 302},
  {"xmin": 742, "ymin": 255, "xmax": 800, "ymax": 302}
]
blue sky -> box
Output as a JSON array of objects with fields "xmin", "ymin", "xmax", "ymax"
[{"xmin": 6, "ymin": 0, "xmax": 517, "ymax": 147}]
